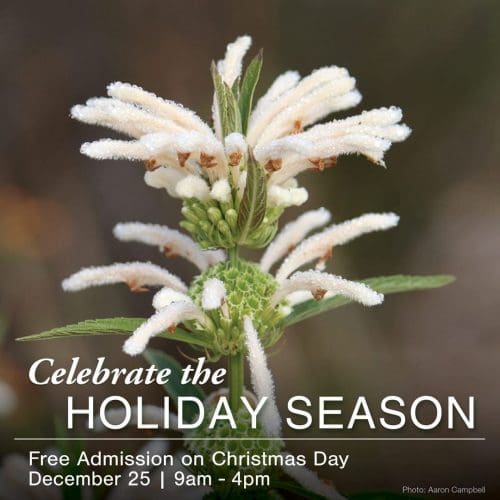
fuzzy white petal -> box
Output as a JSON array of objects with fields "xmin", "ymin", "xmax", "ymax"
[
  {"xmin": 276, "ymin": 213, "xmax": 399, "ymax": 282},
  {"xmin": 281, "ymin": 452, "xmax": 346, "ymax": 500},
  {"xmin": 224, "ymin": 132, "xmax": 247, "ymax": 155},
  {"xmin": 62, "ymin": 262, "xmax": 187, "ymax": 292},
  {"xmin": 250, "ymin": 71, "xmax": 301, "ymax": 126},
  {"xmin": 201, "ymin": 278, "xmax": 227, "ymax": 310},
  {"xmin": 113, "ymin": 222, "xmax": 223, "ymax": 271},
  {"xmin": 272, "ymin": 270, "xmax": 383, "ymax": 306},
  {"xmin": 107, "ymin": 82, "xmax": 214, "ymax": 136},
  {"xmin": 260, "ymin": 208, "xmax": 332, "ymax": 272},
  {"xmin": 175, "ymin": 175, "xmax": 210, "ymax": 201},
  {"xmin": 71, "ymin": 98, "xmax": 178, "ymax": 138},
  {"xmin": 210, "ymin": 178, "xmax": 232, "ymax": 203},
  {"xmin": 80, "ymin": 139, "xmax": 150, "ymax": 161},
  {"xmin": 92, "ymin": 405, "xmax": 178, "ymax": 432},
  {"xmin": 267, "ymin": 185, "xmax": 308, "ymax": 208},
  {"xmin": 153, "ymin": 288, "xmax": 193, "ymax": 310},
  {"xmin": 144, "ymin": 167, "xmax": 186, "ymax": 197},
  {"xmin": 246, "ymin": 66, "xmax": 352, "ymax": 146},
  {"xmin": 217, "ymin": 35, "xmax": 252, "ymax": 86},
  {"xmin": 123, "ymin": 302, "xmax": 206, "ymax": 356},
  {"xmin": 243, "ymin": 316, "xmax": 282, "ymax": 437},
  {"xmin": 255, "ymin": 75, "xmax": 357, "ymax": 147}
]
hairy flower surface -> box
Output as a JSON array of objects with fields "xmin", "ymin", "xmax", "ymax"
[{"xmin": 71, "ymin": 35, "xmax": 409, "ymax": 250}]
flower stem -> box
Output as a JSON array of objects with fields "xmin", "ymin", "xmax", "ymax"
[
  {"xmin": 228, "ymin": 352, "xmax": 244, "ymax": 411},
  {"xmin": 228, "ymin": 246, "xmax": 239, "ymax": 265}
]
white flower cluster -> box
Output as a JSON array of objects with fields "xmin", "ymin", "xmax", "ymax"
[
  {"xmin": 62, "ymin": 209, "xmax": 396, "ymax": 357},
  {"xmin": 71, "ymin": 35, "xmax": 409, "ymax": 212}
]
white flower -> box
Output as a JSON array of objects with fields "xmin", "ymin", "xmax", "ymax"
[
  {"xmin": 201, "ymin": 278, "xmax": 227, "ymax": 310},
  {"xmin": 243, "ymin": 316, "xmax": 281, "ymax": 437},
  {"xmin": 71, "ymin": 35, "xmax": 410, "ymax": 213},
  {"xmin": 152, "ymin": 288, "xmax": 193, "ymax": 310},
  {"xmin": 271, "ymin": 270, "xmax": 383, "ymax": 307},
  {"xmin": 274, "ymin": 212, "xmax": 400, "ymax": 282},
  {"xmin": 123, "ymin": 301, "xmax": 207, "ymax": 356},
  {"xmin": 210, "ymin": 177, "xmax": 232, "ymax": 203},
  {"xmin": 260, "ymin": 207, "xmax": 331, "ymax": 272},
  {"xmin": 113, "ymin": 222, "xmax": 225, "ymax": 271},
  {"xmin": 62, "ymin": 262, "xmax": 187, "ymax": 293}
]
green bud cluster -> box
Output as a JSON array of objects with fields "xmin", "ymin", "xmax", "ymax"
[
  {"xmin": 180, "ymin": 199, "xmax": 283, "ymax": 250},
  {"xmin": 181, "ymin": 198, "xmax": 239, "ymax": 249},
  {"xmin": 185, "ymin": 406, "xmax": 284, "ymax": 486},
  {"xmin": 187, "ymin": 260, "xmax": 284, "ymax": 357}
]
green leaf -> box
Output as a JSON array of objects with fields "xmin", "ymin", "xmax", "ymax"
[
  {"xmin": 144, "ymin": 349, "xmax": 205, "ymax": 422},
  {"xmin": 237, "ymin": 153, "xmax": 267, "ymax": 244},
  {"xmin": 239, "ymin": 50, "xmax": 263, "ymax": 134},
  {"xmin": 211, "ymin": 61, "xmax": 242, "ymax": 136},
  {"xmin": 281, "ymin": 274, "xmax": 455, "ymax": 327},
  {"xmin": 17, "ymin": 317, "xmax": 210, "ymax": 348}
]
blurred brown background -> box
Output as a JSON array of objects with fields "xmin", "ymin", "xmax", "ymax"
[{"xmin": 1, "ymin": 0, "xmax": 499, "ymax": 496}]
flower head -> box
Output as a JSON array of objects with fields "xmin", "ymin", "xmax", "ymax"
[{"xmin": 71, "ymin": 35, "xmax": 409, "ymax": 250}]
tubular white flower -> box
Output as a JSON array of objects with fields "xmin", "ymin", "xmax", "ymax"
[
  {"xmin": 201, "ymin": 278, "xmax": 227, "ymax": 310},
  {"xmin": 217, "ymin": 35, "xmax": 252, "ymax": 86},
  {"xmin": 144, "ymin": 166, "xmax": 187, "ymax": 197},
  {"xmin": 62, "ymin": 262, "xmax": 187, "ymax": 293},
  {"xmin": 140, "ymin": 131, "xmax": 227, "ymax": 179},
  {"xmin": 281, "ymin": 452, "xmax": 346, "ymax": 500},
  {"xmin": 246, "ymin": 66, "xmax": 353, "ymax": 146},
  {"xmin": 271, "ymin": 270, "xmax": 383, "ymax": 307},
  {"xmin": 113, "ymin": 222, "xmax": 224, "ymax": 271},
  {"xmin": 224, "ymin": 132, "xmax": 247, "ymax": 157},
  {"xmin": 71, "ymin": 97, "xmax": 179, "ymax": 138},
  {"xmin": 175, "ymin": 175, "xmax": 210, "ymax": 201},
  {"xmin": 250, "ymin": 70, "xmax": 300, "ymax": 125},
  {"xmin": 123, "ymin": 301, "xmax": 207, "ymax": 356},
  {"xmin": 260, "ymin": 208, "xmax": 332, "ymax": 272},
  {"xmin": 210, "ymin": 177, "xmax": 232, "ymax": 203},
  {"xmin": 92, "ymin": 405, "xmax": 178, "ymax": 432},
  {"xmin": 80, "ymin": 139, "xmax": 150, "ymax": 161},
  {"xmin": 267, "ymin": 185, "xmax": 308, "ymax": 208},
  {"xmin": 243, "ymin": 316, "xmax": 282, "ymax": 437},
  {"xmin": 275, "ymin": 213, "xmax": 400, "ymax": 282},
  {"xmin": 107, "ymin": 82, "xmax": 214, "ymax": 136},
  {"xmin": 153, "ymin": 288, "xmax": 193, "ymax": 310},
  {"xmin": 255, "ymin": 74, "xmax": 357, "ymax": 147}
]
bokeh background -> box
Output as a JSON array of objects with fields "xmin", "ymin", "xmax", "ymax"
[{"xmin": 1, "ymin": 0, "xmax": 499, "ymax": 496}]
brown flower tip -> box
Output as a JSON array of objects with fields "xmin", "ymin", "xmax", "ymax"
[
  {"xmin": 317, "ymin": 247, "xmax": 333, "ymax": 268},
  {"xmin": 229, "ymin": 151, "xmax": 242, "ymax": 167},
  {"xmin": 292, "ymin": 119, "xmax": 303, "ymax": 134},
  {"xmin": 126, "ymin": 280, "xmax": 149, "ymax": 293},
  {"xmin": 163, "ymin": 245, "xmax": 178, "ymax": 258},
  {"xmin": 265, "ymin": 158, "xmax": 283, "ymax": 173},
  {"xmin": 167, "ymin": 324, "xmax": 177, "ymax": 333},
  {"xmin": 200, "ymin": 152, "xmax": 217, "ymax": 169},
  {"xmin": 143, "ymin": 159, "xmax": 158, "ymax": 171},
  {"xmin": 309, "ymin": 156, "xmax": 338, "ymax": 172},
  {"xmin": 177, "ymin": 152, "xmax": 191, "ymax": 168},
  {"xmin": 312, "ymin": 288, "xmax": 327, "ymax": 300}
]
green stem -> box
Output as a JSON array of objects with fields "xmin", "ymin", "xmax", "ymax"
[
  {"xmin": 228, "ymin": 246, "xmax": 239, "ymax": 265},
  {"xmin": 228, "ymin": 352, "xmax": 244, "ymax": 411}
]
